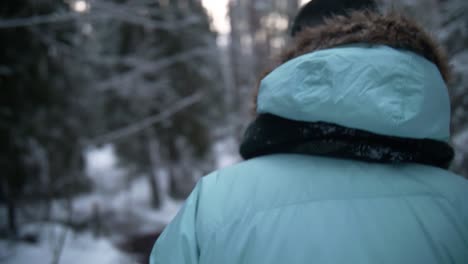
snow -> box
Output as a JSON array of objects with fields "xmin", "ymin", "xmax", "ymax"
[
  {"xmin": 0, "ymin": 144, "xmax": 186, "ymax": 264},
  {"xmin": 1, "ymin": 120, "xmax": 240, "ymax": 264},
  {"xmin": 0, "ymin": 224, "xmax": 133, "ymax": 264},
  {"xmin": 452, "ymin": 50, "xmax": 468, "ymax": 70},
  {"xmin": 454, "ymin": 129, "xmax": 468, "ymax": 159},
  {"xmin": 86, "ymin": 145, "xmax": 117, "ymax": 173},
  {"xmin": 454, "ymin": 129, "xmax": 468, "ymax": 146},
  {"xmin": 77, "ymin": 147, "xmax": 182, "ymax": 237},
  {"xmin": 214, "ymin": 137, "xmax": 241, "ymax": 169},
  {"xmin": 71, "ymin": 182, "xmax": 181, "ymax": 237}
]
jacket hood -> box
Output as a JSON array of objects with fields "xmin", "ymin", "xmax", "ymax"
[{"xmin": 255, "ymin": 11, "xmax": 452, "ymax": 142}]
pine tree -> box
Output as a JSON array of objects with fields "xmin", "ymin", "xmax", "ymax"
[
  {"xmin": 0, "ymin": 0, "xmax": 93, "ymax": 235},
  {"xmin": 86, "ymin": 0, "xmax": 224, "ymax": 207}
]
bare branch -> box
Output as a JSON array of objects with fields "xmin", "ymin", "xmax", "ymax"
[
  {"xmin": 0, "ymin": 7, "xmax": 200, "ymax": 30},
  {"xmin": 0, "ymin": 12, "xmax": 81, "ymax": 28},
  {"xmin": 88, "ymin": 93, "xmax": 203, "ymax": 146},
  {"xmin": 91, "ymin": 1, "xmax": 202, "ymax": 30},
  {"xmin": 95, "ymin": 47, "xmax": 210, "ymax": 91}
]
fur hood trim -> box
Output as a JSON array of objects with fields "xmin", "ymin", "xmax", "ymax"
[{"xmin": 257, "ymin": 11, "xmax": 451, "ymax": 98}]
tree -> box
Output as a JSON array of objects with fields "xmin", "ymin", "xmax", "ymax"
[
  {"xmin": 84, "ymin": 0, "xmax": 224, "ymax": 207},
  {"xmin": 0, "ymin": 0, "xmax": 93, "ymax": 236},
  {"xmin": 227, "ymin": 0, "xmax": 301, "ymax": 138}
]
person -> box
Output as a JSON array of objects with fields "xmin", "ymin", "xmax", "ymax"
[{"xmin": 150, "ymin": 0, "xmax": 468, "ymax": 263}]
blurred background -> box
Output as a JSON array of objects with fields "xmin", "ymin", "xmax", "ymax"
[{"xmin": 0, "ymin": 0, "xmax": 467, "ymax": 263}]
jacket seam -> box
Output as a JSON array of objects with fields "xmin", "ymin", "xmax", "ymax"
[
  {"xmin": 205, "ymin": 193, "xmax": 454, "ymax": 251},
  {"xmin": 251, "ymin": 192, "xmax": 451, "ymax": 215}
]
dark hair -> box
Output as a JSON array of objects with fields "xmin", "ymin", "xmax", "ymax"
[{"xmin": 291, "ymin": 0, "xmax": 378, "ymax": 37}]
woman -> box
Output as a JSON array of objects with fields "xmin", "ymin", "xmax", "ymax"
[{"xmin": 150, "ymin": 0, "xmax": 468, "ymax": 263}]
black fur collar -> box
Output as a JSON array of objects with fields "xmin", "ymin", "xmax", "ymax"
[{"xmin": 240, "ymin": 114, "xmax": 454, "ymax": 169}]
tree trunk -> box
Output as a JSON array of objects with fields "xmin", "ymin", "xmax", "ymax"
[
  {"xmin": 7, "ymin": 198, "xmax": 17, "ymax": 237},
  {"xmin": 145, "ymin": 129, "xmax": 162, "ymax": 209},
  {"xmin": 1, "ymin": 175, "xmax": 18, "ymax": 237}
]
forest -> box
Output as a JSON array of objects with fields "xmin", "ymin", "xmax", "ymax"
[{"xmin": 0, "ymin": 0, "xmax": 467, "ymax": 263}]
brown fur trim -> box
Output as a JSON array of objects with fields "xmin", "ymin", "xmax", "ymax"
[{"xmin": 254, "ymin": 11, "xmax": 451, "ymax": 111}]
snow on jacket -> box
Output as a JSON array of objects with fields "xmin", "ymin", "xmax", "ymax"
[{"xmin": 150, "ymin": 11, "xmax": 468, "ymax": 264}]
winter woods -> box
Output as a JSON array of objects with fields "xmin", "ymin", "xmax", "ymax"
[
  {"xmin": 1, "ymin": 0, "xmax": 467, "ymax": 263},
  {"xmin": 0, "ymin": 4, "xmax": 226, "ymax": 263}
]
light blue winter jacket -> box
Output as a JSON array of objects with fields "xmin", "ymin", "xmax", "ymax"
[{"xmin": 150, "ymin": 45, "xmax": 468, "ymax": 264}]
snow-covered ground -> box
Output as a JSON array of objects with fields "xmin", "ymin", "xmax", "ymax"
[
  {"xmin": 1, "ymin": 141, "xmax": 239, "ymax": 264},
  {"xmin": 0, "ymin": 224, "xmax": 133, "ymax": 264},
  {"xmin": 0, "ymin": 145, "xmax": 182, "ymax": 264},
  {"xmin": 214, "ymin": 137, "xmax": 241, "ymax": 169}
]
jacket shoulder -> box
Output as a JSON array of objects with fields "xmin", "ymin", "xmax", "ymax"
[{"xmin": 196, "ymin": 155, "xmax": 468, "ymax": 234}]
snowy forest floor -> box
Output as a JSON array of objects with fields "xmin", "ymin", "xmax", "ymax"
[
  {"xmin": 0, "ymin": 172, "xmax": 182, "ymax": 264},
  {"xmin": 0, "ymin": 139, "xmax": 240, "ymax": 264}
]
